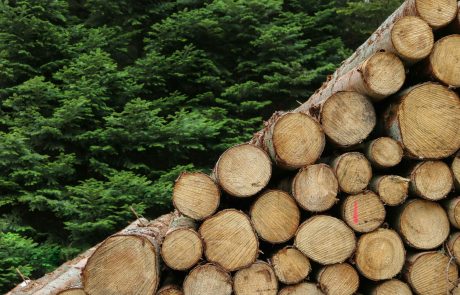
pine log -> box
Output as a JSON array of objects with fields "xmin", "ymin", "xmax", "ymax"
[
  {"xmin": 183, "ymin": 263, "xmax": 232, "ymax": 295},
  {"xmin": 161, "ymin": 216, "xmax": 203, "ymax": 271},
  {"xmin": 173, "ymin": 172, "xmax": 220, "ymax": 220},
  {"xmin": 404, "ymin": 252, "xmax": 458, "ymax": 295},
  {"xmin": 365, "ymin": 137, "xmax": 403, "ymax": 168},
  {"xmin": 409, "ymin": 161, "xmax": 453, "ymax": 201},
  {"xmin": 317, "ymin": 263, "xmax": 360, "ymax": 295},
  {"xmin": 370, "ymin": 175, "xmax": 409, "ymax": 206},
  {"xmin": 213, "ymin": 144, "xmax": 271, "ymax": 197},
  {"xmin": 384, "ymin": 82, "xmax": 460, "ymax": 159},
  {"xmin": 82, "ymin": 214, "xmax": 175, "ymax": 295},
  {"xmin": 295, "ymin": 215, "xmax": 356, "ymax": 265},
  {"xmin": 250, "ymin": 190, "xmax": 300, "ymax": 243},
  {"xmin": 157, "ymin": 285, "xmax": 183, "ymax": 295},
  {"xmin": 250, "ymin": 112, "xmax": 325, "ymax": 169},
  {"xmin": 304, "ymin": 92, "xmax": 376, "ymax": 148},
  {"xmin": 332, "ymin": 152, "xmax": 372, "ymax": 194},
  {"xmin": 341, "ymin": 191, "xmax": 386, "ymax": 233},
  {"xmin": 396, "ymin": 199, "xmax": 450, "ymax": 250},
  {"xmin": 233, "ymin": 261, "xmax": 278, "ymax": 295},
  {"xmin": 355, "ymin": 229, "xmax": 405, "ymax": 281},
  {"xmin": 424, "ymin": 34, "xmax": 460, "ymax": 87},
  {"xmin": 453, "ymin": 152, "xmax": 460, "ymax": 190},
  {"xmin": 370, "ymin": 279, "xmax": 412, "ymax": 295},
  {"xmin": 279, "ymin": 283, "xmax": 324, "ymax": 295},
  {"xmin": 445, "ymin": 197, "xmax": 460, "ymax": 228},
  {"xmin": 57, "ymin": 289, "xmax": 86, "ymax": 295},
  {"xmin": 270, "ymin": 247, "xmax": 311, "ymax": 285},
  {"xmin": 448, "ymin": 232, "xmax": 460, "ymax": 265},
  {"xmin": 292, "ymin": 163, "xmax": 338, "ymax": 212},
  {"xmin": 199, "ymin": 209, "xmax": 258, "ymax": 271}
]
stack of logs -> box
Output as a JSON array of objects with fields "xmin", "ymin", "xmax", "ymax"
[{"xmin": 8, "ymin": 0, "xmax": 460, "ymax": 294}]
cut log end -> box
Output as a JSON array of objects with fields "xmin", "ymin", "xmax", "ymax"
[
  {"xmin": 173, "ymin": 172, "xmax": 220, "ymax": 220},
  {"xmin": 214, "ymin": 144, "xmax": 271, "ymax": 197},
  {"xmin": 83, "ymin": 235, "xmax": 160, "ymax": 295},
  {"xmin": 361, "ymin": 52, "xmax": 405, "ymax": 99},
  {"xmin": 161, "ymin": 228, "xmax": 202, "ymax": 271},
  {"xmin": 317, "ymin": 263, "xmax": 359, "ymax": 295},
  {"xmin": 366, "ymin": 137, "xmax": 403, "ymax": 168},
  {"xmin": 292, "ymin": 164, "xmax": 338, "ymax": 212},
  {"xmin": 57, "ymin": 289, "xmax": 86, "ymax": 295},
  {"xmin": 405, "ymin": 252, "xmax": 459, "ymax": 295},
  {"xmin": 183, "ymin": 264, "xmax": 232, "ymax": 295},
  {"xmin": 333, "ymin": 152, "xmax": 372, "ymax": 194},
  {"xmin": 387, "ymin": 83, "xmax": 460, "ymax": 159},
  {"xmin": 199, "ymin": 209, "xmax": 258, "ymax": 271},
  {"xmin": 448, "ymin": 232, "xmax": 460, "ymax": 265},
  {"xmin": 157, "ymin": 285, "xmax": 183, "ymax": 295},
  {"xmin": 271, "ymin": 247, "xmax": 311, "ymax": 285},
  {"xmin": 250, "ymin": 190, "xmax": 300, "ymax": 244},
  {"xmin": 355, "ymin": 229, "xmax": 405, "ymax": 281},
  {"xmin": 271, "ymin": 112, "xmax": 325, "ymax": 169},
  {"xmin": 233, "ymin": 261, "xmax": 278, "ymax": 295},
  {"xmin": 370, "ymin": 279, "xmax": 412, "ymax": 295},
  {"xmin": 391, "ymin": 16, "xmax": 433, "ymax": 62},
  {"xmin": 446, "ymin": 197, "xmax": 460, "ymax": 228},
  {"xmin": 371, "ymin": 175, "xmax": 409, "ymax": 206},
  {"xmin": 453, "ymin": 154, "xmax": 460, "ymax": 190},
  {"xmin": 295, "ymin": 215, "xmax": 356, "ymax": 265},
  {"xmin": 321, "ymin": 92, "xmax": 376, "ymax": 147},
  {"xmin": 429, "ymin": 34, "xmax": 460, "ymax": 87},
  {"xmin": 398, "ymin": 199, "xmax": 450, "ymax": 249},
  {"xmin": 410, "ymin": 161, "xmax": 453, "ymax": 201},
  {"xmin": 342, "ymin": 191, "xmax": 386, "ymax": 233},
  {"xmin": 415, "ymin": 0, "xmax": 458, "ymax": 29},
  {"xmin": 279, "ymin": 283, "xmax": 324, "ymax": 295}
]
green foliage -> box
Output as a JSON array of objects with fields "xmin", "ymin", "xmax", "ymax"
[{"xmin": 0, "ymin": 0, "xmax": 402, "ymax": 292}]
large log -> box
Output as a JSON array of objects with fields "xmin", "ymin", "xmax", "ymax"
[
  {"xmin": 199, "ymin": 209, "xmax": 258, "ymax": 271},
  {"xmin": 341, "ymin": 191, "xmax": 386, "ymax": 233},
  {"xmin": 233, "ymin": 261, "xmax": 278, "ymax": 295},
  {"xmin": 173, "ymin": 172, "xmax": 220, "ymax": 220},
  {"xmin": 183, "ymin": 263, "xmax": 232, "ymax": 295},
  {"xmin": 294, "ymin": 215, "xmax": 356, "ymax": 265},
  {"xmin": 250, "ymin": 190, "xmax": 300, "ymax": 244},
  {"xmin": 250, "ymin": 112, "xmax": 325, "ymax": 169},
  {"xmin": 409, "ymin": 160, "xmax": 453, "ymax": 201},
  {"xmin": 270, "ymin": 247, "xmax": 311, "ymax": 285},
  {"xmin": 317, "ymin": 263, "xmax": 360, "ymax": 295},
  {"xmin": 384, "ymin": 82, "xmax": 460, "ymax": 159},
  {"xmin": 213, "ymin": 144, "xmax": 271, "ymax": 197}
]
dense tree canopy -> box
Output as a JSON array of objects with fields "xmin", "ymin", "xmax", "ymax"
[{"xmin": 0, "ymin": 0, "xmax": 401, "ymax": 291}]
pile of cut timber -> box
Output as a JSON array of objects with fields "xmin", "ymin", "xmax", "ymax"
[{"xmin": 8, "ymin": 0, "xmax": 460, "ymax": 294}]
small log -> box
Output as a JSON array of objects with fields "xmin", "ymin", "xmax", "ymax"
[
  {"xmin": 233, "ymin": 261, "xmax": 278, "ymax": 295},
  {"xmin": 445, "ymin": 197, "xmax": 460, "ymax": 228},
  {"xmin": 448, "ymin": 232, "xmax": 460, "ymax": 265},
  {"xmin": 409, "ymin": 161, "xmax": 453, "ymax": 201},
  {"xmin": 57, "ymin": 289, "xmax": 86, "ymax": 295},
  {"xmin": 161, "ymin": 216, "xmax": 203, "ymax": 271},
  {"xmin": 396, "ymin": 199, "xmax": 450, "ymax": 250},
  {"xmin": 370, "ymin": 279, "xmax": 412, "ymax": 295},
  {"xmin": 332, "ymin": 152, "xmax": 372, "ymax": 194},
  {"xmin": 250, "ymin": 190, "xmax": 300, "ymax": 244},
  {"xmin": 213, "ymin": 144, "xmax": 271, "ymax": 197},
  {"xmin": 365, "ymin": 137, "xmax": 403, "ymax": 168},
  {"xmin": 157, "ymin": 285, "xmax": 183, "ymax": 295},
  {"xmin": 453, "ymin": 152, "xmax": 460, "ymax": 190},
  {"xmin": 384, "ymin": 82, "xmax": 460, "ymax": 159},
  {"xmin": 199, "ymin": 209, "xmax": 258, "ymax": 271},
  {"xmin": 183, "ymin": 264, "xmax": 232, "ymax": 295},
  {"xmin": 341, "ymin": 191, "xmax": 386, "ymax": 233},
  {"xmin": 279, "ymin": 282, "xmax": 323, "ymax": 295},
  {"xmin": 425, "ymin": 34, "xmax": 460, "ymax": 87},
  {"xmin": 370, "ymin": 175, "xmax": 409, "ymax": 206},
  {"xmin": 355, "ymin": 229, "xmax": 405, "ymax": 281},
  {"xmin": 294, "ymin": 215, "xmax": 356, "ymax": 265},
  {"xmin": 292, "ymin": 164, "xmax": 338, "ymax": 212},
  {"xmin": 404, "ymin": 252, "xmax": 458, "ymax": 295},
  {"xmin": 251, "ymin": 112, "xmax": 325, "ymax": 169},
  {"xmin": 173, "ymin": 172, "xmax": 220, "ymax": 220},
  {"xmin": 270, "ymin": 247, "xmax": 311, "ymax": 285},
  {"xmin": 317, "ymin": 263, "xmax": 360, "ymax": 295}
]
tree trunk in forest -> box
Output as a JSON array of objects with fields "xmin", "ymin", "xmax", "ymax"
[
  {"xmin": 161, "ymin": 216, "xmax": 203, "ymax": 271},
  {"xmin": 384, "ymin": 82, "xmax": 460, "ymax": 159},
  {"xmin": 369, "ymin": 175, "xmax": 409, "ymax": 206},
  {"xmin": 331, "ymin": 152, "xmax": 372, "ymax": 194},
  {"xmin": 317, "ymin": 263, "xmax": 360, "ymax": 295},
  {"xmin": 270, "ymin": 247, "xmax": 311, "ymax": 285},
  {"xmin": 233, "ymin": 261, "xmax": 278, "ymax": 295},
  {"xmin": 409, "ymin": 160, "xmax": 453, "ymax": 201},
  {"xmin": 183, "ymin": 264, "xmax": 232, "ymax": 295},
  {"xmin": 341, "ymin": 191, "xmax": 386, "ymax": 233}
]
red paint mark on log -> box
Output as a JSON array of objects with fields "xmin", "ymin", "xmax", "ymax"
[{"xmin": 353, "ymin": 200, "xmax": 359, "ymax": 224}]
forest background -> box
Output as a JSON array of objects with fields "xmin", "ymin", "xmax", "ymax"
[{"xmin": 0, "ymin": 0, "xmax": 402, "ymax": 292}]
